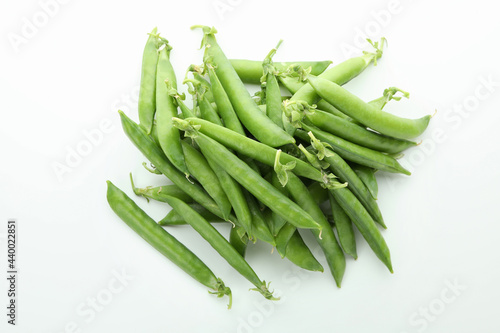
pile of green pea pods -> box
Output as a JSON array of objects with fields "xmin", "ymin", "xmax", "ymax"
[{"xmin": 106, "ymin": 26, "xmax": 431, "ymax": 308}]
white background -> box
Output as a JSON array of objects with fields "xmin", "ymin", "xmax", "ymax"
[{"xmin": 1, "ymin": 0, "xmax": 500, "ymax": 332}]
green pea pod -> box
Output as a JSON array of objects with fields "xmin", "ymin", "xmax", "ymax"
[
  {"xmin": 138, "ymin": 28, "xmax": 161, "ymax": 134},
  {"xmin": 192, "ymin": 26, "xmax": 294, "ymax": 147},
  {"xmin": 155, "ymin": 45, "xmax": 189, "ymax": 175},
  {"xmin": 181, "ymin": 140, "xmax": 232, "ymax": 221},
  {"xmin": 158, "ymin": 203, "xmax": 222, "ymax": 226},
  {"xmin": 299, "ymin": 125, "xmax": 411, "ymax": 175},
  {"xmin": 231, "ymin": 59, "xmax": 332, "ymax": 84},
  {"xmin": 329, "ymin": 186, "xmax": 392, "ymax": 273},
  {"xmin": 285, "ymin": 173, "xmax": 346, "ymax": 287},
  {"xmin": 350, "ymin": 163, "xmax": 378, "ymax": 200},
  {"xmin": 285, "ymin": 230, "xmax": 324, "ymax": 272},
  {"xmin": 106, "ymin": 181, "xmax": 232, "ymax": 306},
  {"xmin": 307, "ymin": 75, "xmax": 431, "ymax": 140},
  {"xmin": 329, "ymin": 192, "xmax": 358, "ymax": 259},
  {"xmin": 162, "ymin": 195, "xmax": 278, "ymax": 300}
]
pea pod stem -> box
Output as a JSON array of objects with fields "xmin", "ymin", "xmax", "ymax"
[{"xmin": 130, "ymin": 173, "xmax": 193, "ymax": 203}]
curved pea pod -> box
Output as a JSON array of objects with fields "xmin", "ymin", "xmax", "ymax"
[
  {"xmin": 192, "ymin": 26, "xmax": 294, "ymax": 147},
  {"xmin": 298, "ymin": 125, "xmax": 411, "ymax": 175},
  {"xmin": 307, "ymin": 75, "xmax": 431, "ymax": 140},
  {"xmin": 106, "ymin": 181, "xmax": 232, "ymax": 306},
  {"xmin": 329, "ymin": 186, "xmax": 393, "ymax": 273},
  {"xmin": 162, "ymin": 195, "xmax": 278, "ymax": 301},
  {"xmin": 285, "ymin": 230, "xmax": 324, "ymax": 272},
  {"xmin": 230, "ymin": 59, "xmax": 332, "ymax": 84}
]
